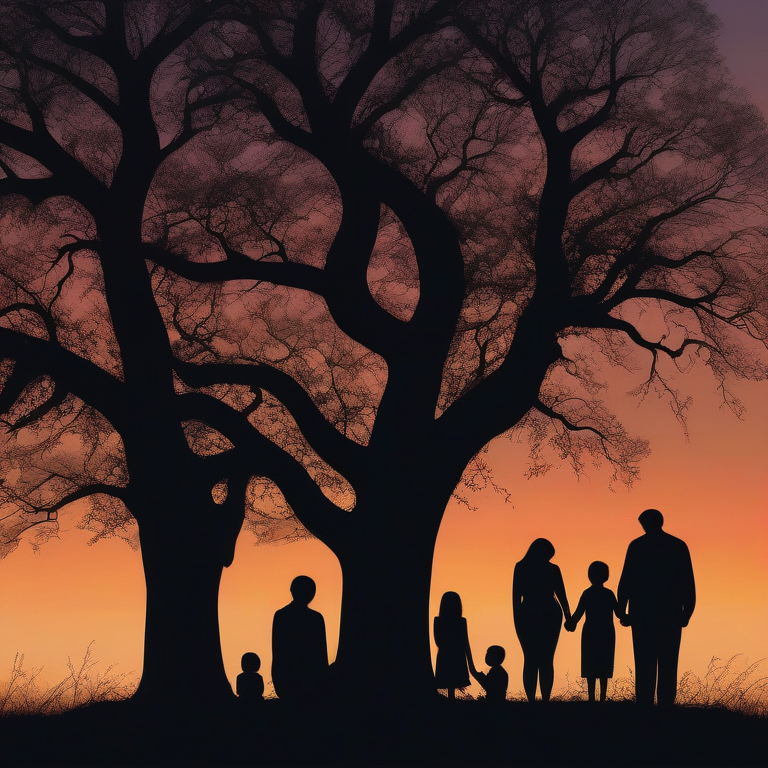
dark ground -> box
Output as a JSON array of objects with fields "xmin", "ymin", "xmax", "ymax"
[{"xmin": 2, "ymin": 698, "xmax": 765, "ymax": 768}]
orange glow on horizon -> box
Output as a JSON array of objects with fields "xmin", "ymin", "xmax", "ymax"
[{"xmin": 1, "ymin": 370, "xmax": 765, "ymax": 701}]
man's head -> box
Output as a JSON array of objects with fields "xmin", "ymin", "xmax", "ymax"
[
  {"xmin": 638, "ymin": 508, "xmax": 664, "ymax": 532},
  {"xmin": 289, "ymin": 575, "xmax": 317, "ymax": 605}
]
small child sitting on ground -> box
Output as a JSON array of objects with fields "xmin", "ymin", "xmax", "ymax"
[
  {"xmin": 236, "ymin": 652, "xmax": 264, "ymax": 703},
  {"xmin": 470, "ymin": 645, "xmax": 508, "ymax": 703}
]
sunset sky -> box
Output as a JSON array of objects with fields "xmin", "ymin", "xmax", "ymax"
[{"xmin": 1, "ymin": 1, "xmax": 766, "ymax": 702}]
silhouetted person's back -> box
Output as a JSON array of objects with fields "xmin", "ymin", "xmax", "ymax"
[
  {"xmin": 236, "ymin": 651, "xmax": 264, "ymax": 704},
  {"xmin": 271, "ymin": 575, "xmax": 328, "ymax": 703},
  {"xmin": 618, "ymin": 509, "xmax": 695, "ymax": 706}
]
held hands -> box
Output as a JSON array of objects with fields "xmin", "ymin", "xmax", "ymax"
[
  {"xmin": 564, "ymin": 618, "xmax": 576, "ymax": 633},
  {"xmin": 619, "ymin": 613, "xmax": 631, "ymax": 627}
]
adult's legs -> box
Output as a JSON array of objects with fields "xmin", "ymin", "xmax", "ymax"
[
  {"xmin": 539, "ymin": 659, "xmax": 554, "ymax": 702},
  {"xmin": 657, "ymin": 625, "xmax": 682, "ymax": 706},
  {"xmin": 598, "ymin": 677, "xmax": 608, "ymax": 702},
  {"xmin": 631, "ymin": 624, "xmax": 657, "ymax": 706},
  {"xmin": 522, "ymin": 657, "xmax": 538, "ymax": 702},
  {"xmin": 538, "ymin": 610, "xmax": 561, "ymax": 703},
  {"xmin": 587, "ymin": 677, "xmax": 596, "ymax": 702}
]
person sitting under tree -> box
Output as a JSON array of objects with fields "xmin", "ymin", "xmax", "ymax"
[
  {"xmin": 236, "ymin": 652, "xmax": 264, "ymax": 704},
  {"xmin": 470, "ymin": 645, "xmax": 508, "ymax": 704}
]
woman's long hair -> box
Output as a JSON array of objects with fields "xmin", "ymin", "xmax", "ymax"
[
  {"xmin": 522, "ymin": 538, "xmax": 555, "ymax": 562},
  {"xmin": 438, "ymin": 590, "xmax": 463, "ymax": 618}
]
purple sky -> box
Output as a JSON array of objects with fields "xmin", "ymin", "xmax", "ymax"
[{"xmin": 707, "ymin": 0, "xmax": 768, "ymax": 117}]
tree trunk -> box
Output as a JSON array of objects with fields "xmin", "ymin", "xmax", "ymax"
[
  {"xmin": 132, "ymin": 510, "xmax": 235, "ymax": 707},
  {"xmin": 329, "ymin": 485, "xmax": 449, "ymax": 712}
]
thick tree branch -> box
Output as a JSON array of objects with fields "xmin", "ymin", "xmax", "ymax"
[
  {"xmin": 174, "ymin": 360, "xmax": 366, "ymax": 480},
  {"xmin": 142, "ymin": 243, "xmax": 327, "ymax": 293},
  {"xmin": 0, "ymin": 328, "xmax": 127, "ymax": 433},
  {"xmin": 177, "ymin": 392, "xmax": 349, "ymax": 548}
]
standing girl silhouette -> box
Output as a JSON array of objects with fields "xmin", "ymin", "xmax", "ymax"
[
  {"xmin": 566, "ymin": 560, "xmax": 625, "ymax": 702},
  {"xmin": 513, "ymin": 538, "xmax": 571, "ymax": 702},
  {"xmin": 433, "ymin": 591, "xmax": 474, "ymax": 700}
]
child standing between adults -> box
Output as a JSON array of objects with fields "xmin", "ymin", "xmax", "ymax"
[
  {"xmin": 566, "ymin": 561, "xmax": 626, "ymax": 703},
  {"xmin": 434, "ymin": 591, "xmax": 475, "ymax": 701}
]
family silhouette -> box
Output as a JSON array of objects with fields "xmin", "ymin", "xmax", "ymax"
[
  {"xmin": 433, "ymin": 510, "xmax": 694, "ymax": 705},
  {"xmin": 238, "ymin": 510, "xmax": 694, "ymax": 709}
]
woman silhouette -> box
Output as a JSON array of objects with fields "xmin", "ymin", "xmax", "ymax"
[{"xmin": 513, "ymin": 538, "xmax": 571, "ymax": 702}]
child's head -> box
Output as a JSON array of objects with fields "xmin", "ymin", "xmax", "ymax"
[
  {"xmin": 438, "ymin": 591, "xmax": 463, "ymax": 618},
  {"xmin": 241, "ymin": 652, "xmax": 261, "ymax": 673},
  {"xmin": 588, "ymin": 560, "xmax": 609, "ymax": 586},
  {"xmin": 485, "ymin": 645, "xmax": 505, "ymax": 667},
  {"xmin": 289, "ymin": 575, "xmax": 317, "ymax": 606}
]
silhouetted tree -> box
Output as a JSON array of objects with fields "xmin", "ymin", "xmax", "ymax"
[
  {"xmin": 1, "ymin": 0, "xmax": 766, "ymax": 707},
  {"xmin": 0, "ymin": 0, "xmax": 310, "ymax": 704}
]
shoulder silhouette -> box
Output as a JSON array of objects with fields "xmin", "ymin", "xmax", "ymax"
[
  {"xmin": 271, "ymin": 576, "xmax": 329, "ymax": 704},
  {"xmin": 618, "ymin": 509, "xmax": 696, "ymax": 706}
]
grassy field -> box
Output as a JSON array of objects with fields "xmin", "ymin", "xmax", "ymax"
[
  {"xmin": 1, "ymin": 650, "xmax": 766, "ymax": 767},
  {"xmin": 1, "ymin": 696, "xmax": 766, "ymax": 767}
]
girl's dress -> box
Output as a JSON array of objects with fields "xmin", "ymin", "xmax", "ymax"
[
  {"xmin": 433, "ymin": 615, "xmax": 471, "ymax": 689},
  {"xmin": 574, "ymin": 585, "xmax": 618, "ymax": 678}
]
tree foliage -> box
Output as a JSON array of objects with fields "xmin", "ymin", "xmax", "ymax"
[{"xmin": 0, "ymin": 0, "xmax": 766, "ymax": 701}]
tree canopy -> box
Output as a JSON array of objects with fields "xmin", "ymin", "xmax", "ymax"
[{"xmin": 0, "ymin": 0, "xmax": 766, "ymax": 703}]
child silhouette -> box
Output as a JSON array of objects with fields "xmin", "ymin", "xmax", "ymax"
[
  {"xmin": 236, "ymin": 652, "xmax": 264, "ymax": 704},
  {"xmin": 566, "ymin": 561, "xmax": 626, "ymax": 702},
  {"xmin": 434, "ymin": 591, "xmax": 475, "ymax": 701},
  {"xmin": 470, "ymin": 645, "xmax": 508, "ymax": 704}
]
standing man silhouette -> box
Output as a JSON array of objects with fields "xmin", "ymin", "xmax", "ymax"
[
  {"xmin": 618, "ymin": 509, "xmax": 696, "ymax": 706},
  {"xmin": 271, "ymin": 575, "xmax": 329, "ymax": 703}
]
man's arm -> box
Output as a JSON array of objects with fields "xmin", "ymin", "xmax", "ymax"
[
  {"xmin": 681, "ymin": 541, "xmax": 696, "ymax": 626},
  {"xmin": 617, "ymin": 542, "xmax": 635, "ymax": 620},
  {"xmin": 315, "ymin": 613, "xmax": 329, "ymax": 667}
]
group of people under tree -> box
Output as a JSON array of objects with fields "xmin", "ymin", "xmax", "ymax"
[
  {"xmin": 237, "ymin": 509, "xmax": 694, "ymax": 707},
  {"xmin": 436, "ymin": 509, "xmax": 695, "ymax": 705}
]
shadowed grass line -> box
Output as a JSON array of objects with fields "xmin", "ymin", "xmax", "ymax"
[
  {"xmin": 547, "ymin": 655, "xmax": 768, "ymax": 716},
  {"xmin": 0, "ymin": 642, "xmax": 137, "ymax": 716},
  {"xmin": 2, "ymin": 649, "xmax": 765, "ymax": 718}
]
